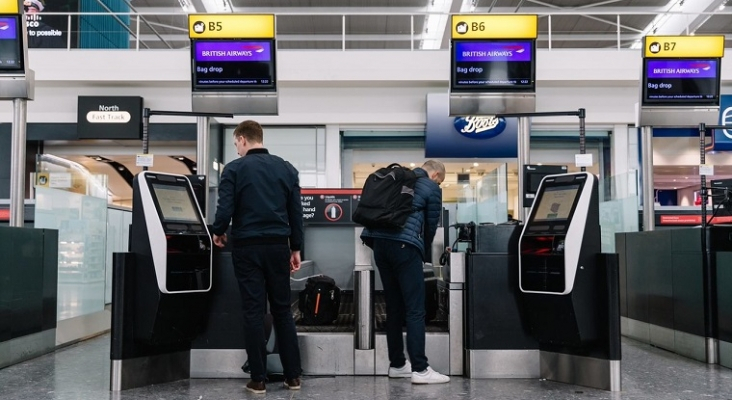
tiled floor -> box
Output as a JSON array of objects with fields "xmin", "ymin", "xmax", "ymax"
[{"xmin": 1, "ymin": 334, "xmax": 732, "ymax": 399}]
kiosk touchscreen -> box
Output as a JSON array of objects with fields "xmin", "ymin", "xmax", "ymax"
[
  {"xmin": 519, "ymin": 172, "xmax": 600, "ymax": 295},
  {"xmin": 131, "ymin": 171, "xmax": 212, "ymax": 294}
]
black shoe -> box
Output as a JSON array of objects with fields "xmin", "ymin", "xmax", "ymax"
[
  {"xmin": 246, "ymin": 380, "xmax": 266, "ymax": 394},
  {"xmin": 284, "ymin": 377, "xmax": 301, "ymax": 390}
]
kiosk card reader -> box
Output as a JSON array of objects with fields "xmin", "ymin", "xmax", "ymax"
[{"xmin": 519, "ymin": 172, "xmax": 600, "ymax": 295}]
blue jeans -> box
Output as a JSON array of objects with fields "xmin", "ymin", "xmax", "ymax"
[
  {"xmin": 232, "ymin": 243, "xmax": 302, "ymax": 381},
  {"xmin": 372, "ymin": 238, "xmax": 429, "ymax": 372}
]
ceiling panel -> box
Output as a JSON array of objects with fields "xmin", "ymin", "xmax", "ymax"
[
  {"xmin": 276, "ymin": 15, "xmax": 343, "ymax": 34},
  {"xmin": 128, "ymin": 1, "xmax": 731, "ymax": 51},
  {"xmin": 231, "ymin": 0, "xmax": 430, "ymax": 7}
]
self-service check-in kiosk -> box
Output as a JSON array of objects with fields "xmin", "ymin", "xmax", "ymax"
[
  {"xmin": 519, "ymin": 172, "xmax": 621, "ymax": 391},
  {"xmin": 111, "ymin": 171, "xmax": 212, "ymax": 391}
]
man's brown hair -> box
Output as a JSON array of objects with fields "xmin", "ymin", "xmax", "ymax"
[{"xmin": 233, "ymin": 120, "xmax": 263, "ymax": 144}]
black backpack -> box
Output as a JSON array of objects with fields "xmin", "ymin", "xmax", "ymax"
[
  {"xmin": 352, "ymin": 163, "xmax": 418, "ymax": 230},
  {"xmin": 298, "ymin": 275, "xmax": 341, "ymax": 325}
]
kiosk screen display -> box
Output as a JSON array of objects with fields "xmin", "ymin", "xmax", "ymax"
[
  {"xmin": 0, "ymin": 16, "xmax": 23, "ymax": 71},
  {"xmin": 192, "ymin": 39, "xmax": 275, "ymax": 91},
  {"xmin": 642, "ymin": 58, "xmax": 720, "ymax": 106},
  {"xmin": 152, "ymin": 184, "xmax": 200, "ymax": 223},
  {"xmin": 451, "ymin": 40, "xmax": 535, "ymax": 92},
  {"xmin": 532, "ymin": 185, "xmax": 580, "ymax": 221}
]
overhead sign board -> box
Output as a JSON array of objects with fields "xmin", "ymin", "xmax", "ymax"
[
  {"xmin": 191, "ymin": 39, "xmax": 276, "ymax": 91},
  {"xmin": 639, "ymin": 35, "xmax": 724, "ymax": 113},
  {"xmin": 451, "ymin": 14, "xmax": 538, "ymax": 39},
  {"xmin": 188, "ymin": 14, "xmax": 274, "ymax": 39},
  {"xmin": 77, "ymin": 96, "xmax": 143, "ymax": 140},
  {"xmin": 189, "ymin": 13, "xmax": 279, "ymax": 115},
  {"xmin": 643, "ymin": 35, "xmax": 725, "ymax": 58}
]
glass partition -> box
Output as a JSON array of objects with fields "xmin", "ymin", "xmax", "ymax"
[
  {"xmin": 599, "ymin": 171, "xmax": 640, "ymax": 253},
  {"xmin": 456, "ymin": 164, "xmax": 509, "ymax": 225},
  {"xmin": 34, "ymin": 155, "xmax": 109, "ymax": 320}
]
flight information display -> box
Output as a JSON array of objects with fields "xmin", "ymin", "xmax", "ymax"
[
  {"xmin": 0, "ymin": 16, "xmax": 23, "ymax": 71},
  {"xmin": 152, "ymin": 184, "xmax": 200, "ymax": 224},
  {"xmin": 451, "ymin": 40, "xmax": 535, "ymax": 91},
  {"xmin": 532, "ymin": 185, "xmax": 580, "ymax": 222},
  {"xmin": 642, "ymin": 58, "xmax": 720, "ymax": 106},
  {"xmin": 191, "ymin": 39, "xmax": 275, "ymax": 91}
]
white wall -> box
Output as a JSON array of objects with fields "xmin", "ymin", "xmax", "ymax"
[{"xmin": 11, "ymin": 48, "xmax": 731, "ymax": 127}]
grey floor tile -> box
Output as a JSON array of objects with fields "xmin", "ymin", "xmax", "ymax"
[{"xmin": 1, "ymin": 334, "xmax": 732, "ymax": 399}]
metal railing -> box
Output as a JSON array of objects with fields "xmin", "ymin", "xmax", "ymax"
[{"xmin": 27, "ymin": 10, "xmax": 732, "ymax": 51}]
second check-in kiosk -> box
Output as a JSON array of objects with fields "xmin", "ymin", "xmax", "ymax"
[
  {"xmin": 519, "ymin": 172, "xmax": 621, "ymax": 391},
  {"xmin": 111, "ymin": 171, "xmax": 213, "ymax": 391}
]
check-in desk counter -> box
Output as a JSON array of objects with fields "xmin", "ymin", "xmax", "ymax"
[
  {"xmin": 717, "ymin": 243, "xmax": 732, "ymax": 369},
  {"xmin": 617, "ymin": 226, "xmax": 732, "ymax": 364},
  {"xmin": 465, "ymin": 224, "xmax": 539, "ymax": 378}
]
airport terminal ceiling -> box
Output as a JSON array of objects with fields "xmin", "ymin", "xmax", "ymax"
[{"xmin": 131, "ymin": 0, "xmax": 732, "ymax": 50}]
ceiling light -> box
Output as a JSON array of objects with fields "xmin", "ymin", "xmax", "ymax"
[
  {"xmin": 177, "ymin": 0, "xmax": 195, "ymax": 12},
  {"xmin": 473, "ymin": 162, "xmax": 479, "ymax": 167},
  {"xmin": 465, "ymin": 168, "xmax": 470, "ymax": 172},
  {"xmin": 410, "ymin": 163, "xmax": 416, "ymax": 167},
  {"xmin": 444, "ymin": 184, "xmax": 450, "ymax": 187}
]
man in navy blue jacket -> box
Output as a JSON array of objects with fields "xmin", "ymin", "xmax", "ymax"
[
  {"xmin": 212, "ymin": 120, "xmax": 303, "ymax": 394},
  {"xmin": 360, "ymin": 160, "xmax": 449, "ymax": 384}
]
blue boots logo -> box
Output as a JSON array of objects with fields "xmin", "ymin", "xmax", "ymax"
[{"xmin": 453, "ymin": 116, "xmax": 507, "ymax": 139}]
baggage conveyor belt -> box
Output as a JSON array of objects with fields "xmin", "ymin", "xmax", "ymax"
[{"xmin": 292, "ymin": 291, "xmax": 449, "ymax": 333}]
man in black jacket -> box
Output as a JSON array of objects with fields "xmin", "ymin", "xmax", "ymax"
[{"xmin": 212, "ymin": 120, "xmax": 303, "ymax": 394}]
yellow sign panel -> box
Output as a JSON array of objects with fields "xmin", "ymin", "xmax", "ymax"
[
  {"xmin": 0, "ymin": 0, "xmax": 19, "ymax": 14},
  {"xmin": 188, "ymin": 14, "xmax": 274, "ymax": 39},
  {"xmin": 644, "ymin": 35, "xmax": 724, "ymax": 58},
  {"xmin": 451, "ymin": 15, "xmax": 537, "ymax": 39}
]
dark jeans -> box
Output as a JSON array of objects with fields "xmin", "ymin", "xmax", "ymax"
[
  {"xmin": 232, "ymin": 243, "xmax": 302, "ymax": 381},
  {"xmin": 372, "ymin": 238, "xmax": 429, "ymax": 372}
]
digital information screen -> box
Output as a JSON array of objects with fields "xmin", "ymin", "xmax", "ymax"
[
  {"xmin": 0, "ymin": 16, "xmax": 23, "ymax": 71},
  {"xmin": 451, "ymin": 40, "xmax": 534, "ymax": 91},
  {"xmin": 532, "ymin": 185, "xmax": 580, "ymax": 222},
  {"xmin": 192, "ymin": 40, "xmax": 275, "ymax": 91},
  {"xmin": 152, "ymin": 184, "xmax": 200, "ymax": 223},
  {"xmin": 643, "ymin": 59, "xmax": 720, "ymax": 105}
]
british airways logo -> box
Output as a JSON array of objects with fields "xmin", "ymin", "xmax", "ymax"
[
  {"xmin": 463, "ymin": 46, "xmax": 525, "ymax": 58},
  {"xmin": 241, "ymin": 45, "xmax": 265, "ymax": 53},
  {"xmin": 689, "ymin": 63, "xmax": 711, "ymax": 71},
  {"xmin": 0, "ymin": 22, "xmax": 8, "ymax": 31},
  {"xmin": 453, "ymin": 116, "xmax": 507, "ymax": 139}
]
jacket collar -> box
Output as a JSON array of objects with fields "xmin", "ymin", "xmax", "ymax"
[
  {"xmin": 414, "ymin": 167, "xmax": 427, "ymax": 178},
  {"xmin": 246, "ymin": 148, "xmax": 269, "ymax": 156}
]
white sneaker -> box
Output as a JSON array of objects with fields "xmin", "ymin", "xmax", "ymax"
[
  {"xmin": 411, "ymin": 366, "xmax": 450, "ymax": 384},
  {"xmin": 388, "ymin": 360, "xmax": 412, "ymax": 378}
]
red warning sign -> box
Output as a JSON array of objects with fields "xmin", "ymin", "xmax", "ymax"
[{"xmin": 324, "ymin": 203, "xmax": 343, "ymax": 222}]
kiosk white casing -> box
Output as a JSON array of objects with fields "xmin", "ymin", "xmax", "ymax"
[
  {"xmin": 135, "ymin": 171, "xmax": 212, "ymax": 294},
  {"xmin": 519, "ymin": 172, "xmax": 598, "ymax": 295}
]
